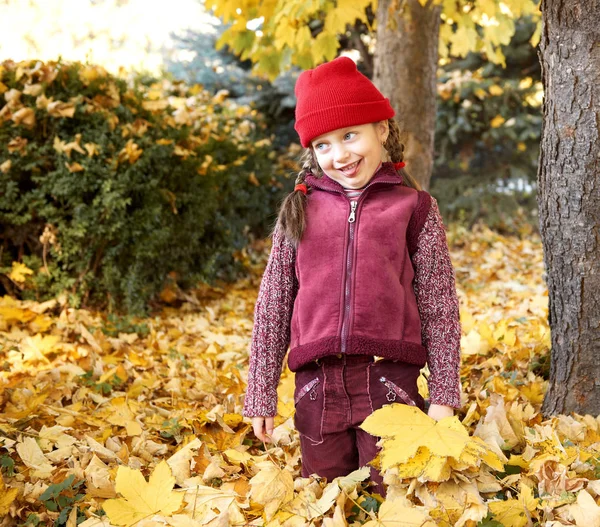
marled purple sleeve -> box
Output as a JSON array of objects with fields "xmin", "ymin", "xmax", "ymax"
[
  {"xmin": 243, "ymin": 226, "xmax": 298, "ymax": 417},
  {"xmin": 412, "ymin": 198, "xmax": 462, "ymax": 408}
]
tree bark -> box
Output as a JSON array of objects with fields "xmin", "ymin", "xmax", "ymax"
[
  {"xmin": 538, "ymin": 0, "xmax": 600, "ymax": 416},
  {"xmin": 373, "ymin": 0, "xmax": 442, "ymax": 190}
]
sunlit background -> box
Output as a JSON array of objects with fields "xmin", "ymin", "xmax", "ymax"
[{"xmin": 0, "ymin": 0, "xmax": 218, "ymax": 74}]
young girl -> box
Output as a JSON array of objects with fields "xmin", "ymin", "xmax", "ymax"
[{"xmin": 243, "ymin": 56, "xmax": 461, "ymax": 494}]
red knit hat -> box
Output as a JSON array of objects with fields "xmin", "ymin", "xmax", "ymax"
[{"xmin": 294, "ymin": 56, "xmax": 395, "ymax": 148}]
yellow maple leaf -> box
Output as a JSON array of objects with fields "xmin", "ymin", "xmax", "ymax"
[
  {"xmin": 488, "ymin": 483, "xmax": 539, "ymax": 527},
  {"xmin": 0, "ymin": 474, "xmax": 19, "ymax": 515},
  {"xmin": 20, "ymin": 334, "xmax": 61, "ymax": 363},
  {"xmin": 249, "ymin": 461, "xmax": 294, "ymax": 521},
  {"xmin": 8, "ymin": 261, "xmax": 34, "ymax": 283},
  {"xmin": 361, "ymin": 405, "xmax": 469, "ymax": 467},
  {"xmin": 103, "ymin": 460, "xmax": 184, "ymax": 526},
  {"xmin": 118, "ymin": 139, "xmax": 143, "ymax": 165},
  {"xmin": 104, "ymin": 397, "xmax": 142, "ymax": 436}
]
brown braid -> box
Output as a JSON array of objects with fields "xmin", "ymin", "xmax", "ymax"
[
  {"xmin": 276, "ymin": 119, "xmax": 420, "ymax": 245},
  {"xmin": 275, "ymin": 148, "xmax": 322, "ymax": 245},
  {"xmin": 384, "ymin": 119, "xmax": 421, "ymax": 191}
]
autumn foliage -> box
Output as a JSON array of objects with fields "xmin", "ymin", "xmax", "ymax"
[{"xmin": 2, "ymin": 223, "xmax": 600, "ymax": 526}]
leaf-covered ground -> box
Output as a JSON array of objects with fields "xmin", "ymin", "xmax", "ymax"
[{"xmin": 1, "ymin": 224, "xmax": 599, "ymax": 527}]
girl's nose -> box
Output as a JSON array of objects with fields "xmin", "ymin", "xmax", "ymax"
[{"xmin": 333, "ymin": 144, "xmax": 350, "ymax": 164}]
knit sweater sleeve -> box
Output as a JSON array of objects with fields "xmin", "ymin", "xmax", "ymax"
[
  {"xmin": 411, "ymin": 197, "xmax": 462, "ymax": 409},
  {"xmin": 243, "ymin": 225, "xmax": 298, "ymax": 417}
]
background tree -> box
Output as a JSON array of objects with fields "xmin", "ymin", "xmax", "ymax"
[
  {"xmin": 208, "ymin": 0, "xmax": 541, "ymax": 188},
  {"xmin": 537, "ymin": 0, "xmax": 600, "ymax": 415}
]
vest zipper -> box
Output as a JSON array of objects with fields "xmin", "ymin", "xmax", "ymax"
[
  {"xmin": 306, "ymin": 174, "xmax": 402, "ymax": 356},
  {"xmin": 341, "ymin": 200, "xmax": 358, "ymax": 354}
]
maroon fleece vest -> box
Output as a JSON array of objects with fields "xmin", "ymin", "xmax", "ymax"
[{"xmin": 287, "ymin": 162, "xmax": 432, "ymax": 371}]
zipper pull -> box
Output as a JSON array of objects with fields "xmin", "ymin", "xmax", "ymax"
[{"xmin": 348, "ymin": 201, "xmax": 357, "ymax": 223}]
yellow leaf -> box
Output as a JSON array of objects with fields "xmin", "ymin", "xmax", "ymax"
[
  {"xmin": 449, "ymin": 20, "xmax": 478, "ymax": 57},
  {"xmin": 312, "ymin": 32, "xmax": 339, "ymax": 64},
  {"xmin": 0, "ymin": 475, "xmax": 19, "ymax": 516},
  {"xmin": 362, "ymin": 499, "xmax": 436, "ymax": 527},
  {"xmin": 249, "ymin": 461, "xmax": 294, "ymax": 521},
  {"xmin": 335, "ymin": 466, "xmax": 370, "ymax": 492},
  {"xmin": 274, "ymin": 16, "xmax": 297, "ymax": 51},
  {"xmin": 66, "ymin": 162, "xmax": 85, "ymax": 173},
  {"xmin": 9, "ymin": 261, "xmax": 33, "ymax": 283},
  {"xmin": 489, "ymin": 483, "xmax": 538, "ymax": 527},
  {"xmin": 84, "ymin": 454, "xmax": 116, "ymax": 498},
  {"xmin": 360, "ymin": 405, "xmax": 469, "ymax": 468},
  {"xmin": 105, "ymin": 398, "xmax": 143, "ymax": 436},
  {"xmin": 142, "ymin": 99, "xmax": 169, "ymax": 111},
  {"xmin": 16, "ymin": 437, "xmax": 55, "ymax": 478},
  {"xmin": 167, "ymin": 437, "xmax": 203, "ymax": 486},
  {"xmin": 567, "ymin": 489, "xmax": 600, "ymax": 527},
  {"xmin": 488, "ymin": 85, "xmax": 504, "ymax": 96},
  {"xmin": 461, "ymin": 328, "xmax": 490, "ymax": 356},
  {"xmin": 294, "ymin": 25, "xmax": 312, "ymax": 52},
  {"xmin": 12, "ymin": 107, "xmax": 36, "ymax": 128},
  {"xmin": 84, "ymin": 143, "xmax": 100, "ymax": 157},
  {"xmin": 118, "ymin": 139, "xmax": 143, "ymax": 165},
  {"xmin": 103, "ymin": 460, "xmax": 184, "ymax": 526},
  {"xmin": 20, "ymin": 334, "xmax": 61, "ymax": 363},
  {"xmin": 324, "ymin": 5, "xmax": 365, "ymax": 35},
  {"xmin": 181, "ymin": 479, "xmax": 245, "ymax": 525},
  {"xmin": 490, "ymin": 115, "xmax": 506, "ymax": 128},
  {"xmin": 47, "ymin": 101, "xmax": 76, "ymax": 118},
  {"xmin": 0, "ymin": 159, "xmax": 11, "ymax": 173}
]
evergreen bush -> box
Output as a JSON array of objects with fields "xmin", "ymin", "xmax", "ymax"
[{"xmin": 0, "ymin": 59, "xmax": 288, "ymax": 313}]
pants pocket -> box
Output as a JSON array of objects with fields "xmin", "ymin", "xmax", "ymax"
[
  {"xmin": 368, "ymin": 360, "xmax": 425, "ymax": 412},
  {"xmin": 378, "ymin": 376, "xmax": 417, "ymax": 406},
  {"xmin": 294, "ymin": 368, "xmax": 325, "ymax": 444}
]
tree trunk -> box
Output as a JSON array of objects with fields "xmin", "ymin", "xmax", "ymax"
[
  {"xmin": 538, "ymin": 0, "xmax": 600, "ymax": 416},
  {"xmin": 373, "ymin": 0, "xmax": 442, "ymax": 190}
]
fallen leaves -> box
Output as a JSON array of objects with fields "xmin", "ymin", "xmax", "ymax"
[
  {"xmin": 3, "ymin": 224, "xmax": 600, "ymax": 526},
  {"xmin": 249, "ymin": 461, "xmax": 294, "ymax": 520},
  {"xmin": 361, "ymin": 405, "xmax": 503, "ymax": 482},
  {"xmin": 103, "ymin": 461, "xmax": 184, "ymax": 526},
  {"xmin": 0, "ymin": 474, "xmax": 19, "ymax": 515}
]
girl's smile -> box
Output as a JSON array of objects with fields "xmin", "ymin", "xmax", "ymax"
[{"xmin": 337, "ymin": 159, "xmax": 361, "ymax": 177}]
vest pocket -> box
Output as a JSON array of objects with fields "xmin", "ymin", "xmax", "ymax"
[{"xmin": 293, "ymin": 370, "xmax": 324, "ymax": 444}]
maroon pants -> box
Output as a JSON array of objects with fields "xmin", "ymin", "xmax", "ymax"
[{"xmin": 293, "ymin": 354, "xmax": 425, "ymax": 495}]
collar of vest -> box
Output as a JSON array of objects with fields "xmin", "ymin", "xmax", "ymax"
[{"xmin": 305, "ymin": 161, "xmax": 403, "ymax": 193}]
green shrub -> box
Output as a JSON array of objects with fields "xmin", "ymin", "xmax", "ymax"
[{"xmin": 0, "ymin": 59, "xmax": 288, "ymax": 313}]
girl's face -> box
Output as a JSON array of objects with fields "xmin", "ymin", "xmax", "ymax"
[{"xmin": 311, "ymin": 121, "xmax": 389, "ymax": 189}]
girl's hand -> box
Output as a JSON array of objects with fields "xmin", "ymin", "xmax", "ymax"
[
  {"xmin": 427, "ymin": 404, "xmax": 454, "ymax": 421},
  {"xmin": 252, "ymin": 416, "xmax": 275, "ymax": 443}
]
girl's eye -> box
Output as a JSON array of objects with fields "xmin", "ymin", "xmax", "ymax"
[
  {"xmin": 315, "ymin": 143, "xmax": 326, "ymax": 150},
  {"xmin": 344, "ymin": 132, "xmax": 356, "ymax": 140}
]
